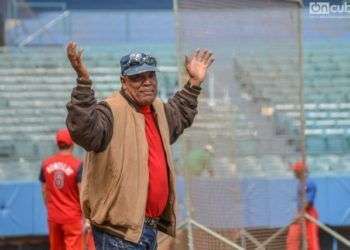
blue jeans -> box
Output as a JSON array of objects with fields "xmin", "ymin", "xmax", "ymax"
[{"xmin": 92, "ymin": 224, "xmax": 158, "ymax": 250}]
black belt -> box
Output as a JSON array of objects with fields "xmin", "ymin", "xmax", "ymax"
[{"xmin": 144, "ymin": 217, "xmax": 159, "ymax": 228}]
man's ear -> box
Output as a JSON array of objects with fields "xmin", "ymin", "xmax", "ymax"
[
  {"xmin": 120, "ymin": 76, "xmax": 126, "ymax": 90},
  {"xmin": 120, "ymin": 75, "xmax": 126, "ymax": 84}
]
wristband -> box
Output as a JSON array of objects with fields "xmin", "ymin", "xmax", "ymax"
[{"xmin": 76, "ymin": 77, "xmax": 92, "ymax": 85}]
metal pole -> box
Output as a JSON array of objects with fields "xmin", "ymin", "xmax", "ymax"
[
  {"xmin": 0, "ymin": 2, "xmax": 5, "ymax": 46},
  {"xmin": 296, "ymin": 0, "xmax": 305, "ymax": 185},
  {"xmin": 240, "ymin": 232, "xmax": 246, "ymax": 249},
  {"xmin": 125, "ymin": 12, "xmax": 130, "ymax": 43},
  {"xmin": 257, "ymin": 224, "xmax": 290, "ymax": 250},
  {"xmin": 190, "ymin": 219, "xmax": 245, "ymax": 250},
  {"xmin": 208, "ymin": 72, "xmax": 215, "ymax": 106},
  {"xmin": 187, "ymin": 213, "xmax": 195, "ymax": 250},
  {"xmin": 296, "ymin": 1, "xmax": 307, "ymax": 249},
  {"xmin": 7, "ymin": 0, "xmax": 11, "ymax": 19},
  {"xmin": 173, "ymin": 0, "xmax": 195, "ymax": 249},
  {"xmin": 239, "ymin": 229, "xmax": 264, "ymax": 249},
  {"xmin": 13, "ymin": 0, "xmax": 18, "ymax": 20},
  {"xmin": 173, "ymin": 0, "xmax": 184, "ymax": 88},
  {"xmin": 305, "ymin": 214, "xmax": 350, "ymax": 247},
  {"xmin": 183, "ymin": 134, "xmax": 195, "ymax": 250}
]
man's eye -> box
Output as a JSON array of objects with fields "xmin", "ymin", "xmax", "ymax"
[{"xmin": 130, "ymin": 76, "xmax": 142, "ymax": 81}]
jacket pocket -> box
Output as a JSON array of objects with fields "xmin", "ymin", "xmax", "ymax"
[{"xmin": 107, "ymin": 173, "xmax": 147, "ymax": 229}]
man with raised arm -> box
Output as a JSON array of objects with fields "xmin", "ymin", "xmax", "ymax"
[{"xmin": 65, "ymin": 42, "xmax": 214, "ymax": 249}]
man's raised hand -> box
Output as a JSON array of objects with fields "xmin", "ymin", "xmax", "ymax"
[
  {"xmin": 185, "ymin": 49, "xmax": 215, "ymax": 87},
  {"xmin": 66, "ymin": 42, "xmax": 90, "ymax": 80}
]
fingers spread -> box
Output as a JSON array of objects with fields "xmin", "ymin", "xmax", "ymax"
[
  {"xmin": 187, "ymin": 48, "xmax": 214, "ymax": 68},
  {"xmin": 207, "ymin": 57, "xmax": 215, "ymax": 67},
  {"xmin": 200, "ymin": 50, "xmax": 208, "ymax": 62},
  {"xmin": 194, "ymin": 49, "xmax": 200, "ymax": 59},
  {"xmin": 203, "ymin": 50, "xmax": 212, "ymax": 62},
  {"xmin": 192, "ymin": 48, "xmax": 213, "ymax": 63}
]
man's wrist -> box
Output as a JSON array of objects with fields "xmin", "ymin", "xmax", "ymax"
[
  {"xmin": 76, "ymin": 77, "xmax": 92, "ymax": 88},
  {"xmin": 189, "ymin": 83, "xmax": 201, "ymax": 91},
  {"xmin": 184, "ymin": 81, "xmax": 201, "ymax": 96},
  {"xmin": 189, "ymin": 78, "xmax": 202, "ymax": 87}
]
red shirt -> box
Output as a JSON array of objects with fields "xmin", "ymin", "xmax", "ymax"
[
  {"xmin": 39, "ymin": 152, "xmax": 83, "ymax": 224},
  {"xmin": 140, "ymin": 106, "xmax": 169, "ymax": 218}
]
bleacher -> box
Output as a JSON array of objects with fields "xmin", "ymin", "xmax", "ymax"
[
  {"xmin": 1, "ymin": 45, "xmax": 288, "ymax": 179},
  {"xmin": 2, "ymin": 41, "xmax": 349, "ymax": 180},
  {"xmin": 234, "ymin": 40, "xmax": 350, "ymax": 174},
  {"xmin": 0, "ymin": 45, "xmax": 177, "ymax": 181}
]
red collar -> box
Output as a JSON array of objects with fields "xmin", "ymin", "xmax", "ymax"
[{"xmin": 139, "ymin": 105, "xmax": 152, "ymax": 114}]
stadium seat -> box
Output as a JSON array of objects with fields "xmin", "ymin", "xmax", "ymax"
[
  {"xmin": 325, "ymin": 136, "xmax": 346, "ymax": 154},
  {"xmin": 259, "ymin": 155, "xmax": 286, "ymax": 174},
  {"xmin": 0, "ymin": 143, "xmax": 15, "ymax": 158},
  {"xmin": 337, "ymin": 155, "xmax": 350, "ymax": 171},
  {"xmin": 36, "ymin": 140, "xmax": 56, "ymax": 159},
  {"xmin": 235, "ymin": 156, "xmax": 264, "ymax": 176},
  {"xmin": 306, "ymin": 135, "xmax": 327, "ymax": 154},
  {"xmin": 15, "ymin": 142, "xmax": 38, "ymax": 159},
  {"xmin": 235, "ymin": 139, "xmax": 257, "ymax": 156},
  {"xmin": 308, "ymin": 155, "xmax": 334, "ymax": 172}
]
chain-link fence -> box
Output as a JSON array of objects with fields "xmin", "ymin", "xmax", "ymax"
[
  {"xmin": 174, "ymin": 0, "xmax": 307, "ymax": 249},
  {"xmin": 171, "ymin": 1, "xmax": 350, "ymax": 249}
]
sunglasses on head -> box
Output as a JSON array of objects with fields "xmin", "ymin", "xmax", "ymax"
[{"xmin": 124, "ymin": 53, "xmax": 157, "ymax": 67}]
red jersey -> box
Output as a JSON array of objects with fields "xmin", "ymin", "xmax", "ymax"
[
  {"xmin": 140, "ymin": 106, "xmax": 169, "ymax": 218},
  {"xmin": 39, "ymin": 152, "xmax": 83, "ymax": 224}
]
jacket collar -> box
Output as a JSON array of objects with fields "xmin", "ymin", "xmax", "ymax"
[{"xmin": 119, "ymin": 88, "xmax": 141, "ymax": 111}]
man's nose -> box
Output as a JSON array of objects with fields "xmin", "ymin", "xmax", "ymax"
[{"xmin": 143, "ymin": 77, "xmax": 154, "ymax": 86}]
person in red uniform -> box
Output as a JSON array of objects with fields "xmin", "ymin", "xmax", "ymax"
[
  {"xmin": 286, "ymin": 161, "xmax": 320, "ymax": 250},
  {"xmin": 40, "ymin": 128, "xmax": 87, "ymax": 250}
]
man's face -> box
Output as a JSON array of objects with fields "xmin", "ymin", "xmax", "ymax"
[{"xmin": 121, "ymin": 71, "xmax": 158, "ymax": 106}]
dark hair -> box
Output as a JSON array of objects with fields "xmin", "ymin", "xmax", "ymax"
[{"xmin": 57, "ymin": 142, "xmax": 72, "ymax": 150}]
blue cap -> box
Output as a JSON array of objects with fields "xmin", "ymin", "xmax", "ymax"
[{"xmin": 120, "ymin": 52, "xmax": 157, "ymax": 76}]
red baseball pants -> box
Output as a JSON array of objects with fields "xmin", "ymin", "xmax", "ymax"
[
  {"xmin": 286, "ymin": 206, "xmax": 320, "ymax": 250},
  {"xmin": 48, "ymin": 220, "xmax": 83, "ymax": 250}
]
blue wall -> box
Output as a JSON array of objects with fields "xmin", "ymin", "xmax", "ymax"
[
  {"xmin": 1, "ymin": 176, "xmax": 349, "ymax": 236},
  {"xmin": 0, "ymin": 182, "xmax": 47, "ymax": 236}
]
